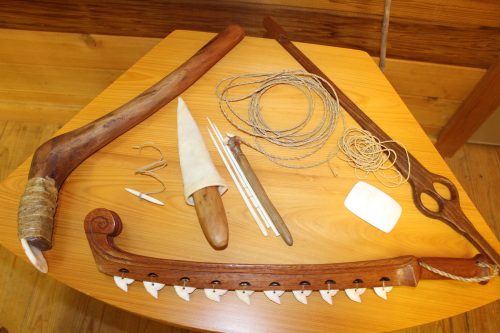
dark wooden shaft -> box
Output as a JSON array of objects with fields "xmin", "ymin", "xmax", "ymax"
[
  {"xmin": 263, "ymin": 16, "xmax": 500, "ymax": 266},
  {"xmin": 192, "ymin": 186, "xmax": 229, "ymax": 250},
  {"xmin": 227, "ymin": 136, "xmax": 293, "ymax": 246},
  {"xmin": 84, "ymin": 208, "xmax": 494, "ymax": 291}
]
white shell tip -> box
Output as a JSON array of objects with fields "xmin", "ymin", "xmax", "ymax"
[
  {"xmin": 235, "ymin": 290, "xmax": 255, "ymax": 305},
  {"xmin": 373, "ymin": 286, "xmax": 392, "ymax": 300},
  {"xmin": 264, "ymin": 290, "xmax": 285, "ymax": 304},
  {"xmin": 345, "ymin": 288, "xmax": 366, "ymax": 303},
  {"xmin": 204, "ymin": 288, "xmax": 227, "ymax": 302},
  {"xmin": 113, "ymin": 276, "xmax": 134, "ymax": 292},
  {"xmin": 319, "ymin": 289, "xmax": 338, "ymax": 305},
  {"xmin": 174, "ymin": 285, "xmax": 196, "ymax": 301},
  {"xmin": 21, "ymin": 238, "xmax": 48, "ymax": 273},
  {"xmin": 292, "ymin": 290, "xmax": 312, "ymax": 304},
  {"xmin": 143, "ymin": 281, "xmax": 165, "ymax": 299}
]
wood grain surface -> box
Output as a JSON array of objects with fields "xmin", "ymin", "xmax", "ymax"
[
  {"xmin": 0, "ymin": 30, "xmax": 499, "ymax": 332},
  {"xmin": 0, "ymin": 0, "xmax": 499, "ymax": 68}
]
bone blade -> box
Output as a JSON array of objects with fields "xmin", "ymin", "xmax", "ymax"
[
  {"xmin": 373, "ymin": 286, "xmax": 393, "ymax": 300},
  {"xmin": 345, "ymin": 288, "xmax": 366, "ymax": 303}
]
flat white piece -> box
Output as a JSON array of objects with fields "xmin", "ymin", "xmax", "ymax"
[
  {"xmin": 174, "ymin": 285, "xmax": 196, "ymax": 301},
  {"xmin": 319, "ymin": 289, "xmax": 339, "ymax": 304},
  {"xmin": 373, "ymin": 286, "xmax": 393, "ymax": 300},
  {"xmin": 235, "ymin": 290, "xmax": 255, "ymax": 304},
  {"xmin": 345, "ymin": 288, "xmax": 366, "ymax": 303},
  {"xmin": 204, "ymin": 288, "xmax": 228, "ymax": 302},
  {"xmin": 344, "ymin": 181, "xmax": 402, "ymax": 233},
  {"xmin": 292, "ymin": 290, "xmax": 312, "ymax": 304},
  {"xmin": 113, "ymin": 276, "xmax": 134, "ymax": 292},
  {"xmin": 143, "ymin": 281, "xmax": 165, "ymax": 299},
  {"xmin": 264, "ymin": 290, "xmax": 285, "ymax": 304}
]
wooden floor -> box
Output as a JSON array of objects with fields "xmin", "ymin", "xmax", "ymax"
[{"xmin": 0, "ymin": 29, "xmax": 498, "ymax": 332}]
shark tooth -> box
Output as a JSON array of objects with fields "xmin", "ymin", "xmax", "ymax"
[
  {"xmin": 174, "ymin": 285, "xmax": 196, "ymax": 301},
  {"xmin": 113, "ymin": 276, "xmax": 134, "ymax": 292},
  {"xmin": 143, "ymin": 281, "xmax": 165, "ymax": 299},
  {"xmin": 319, "ymin": 289, "xmax": 339, "ymax": 304},
  {"xmin": 204, "ymin": 288, "xmax": 228, "ymax": 302},
  {"xmin": 345, "ymin": 288, "xmax": 366, "ymax": 303},
  {"xmin": 292, "ymin": 290, "xmax": 312, "ymax": 304},
  {"xmin": 373, "ymin": 286, "xmax": 393, "ymax": 300},
  {"xmin": 263, "ymin": 290, "xmax": 285, "ymax": 304},
  {"xmin": 235, "ymin": 290, "xmax": 255, "ymax": 305}
]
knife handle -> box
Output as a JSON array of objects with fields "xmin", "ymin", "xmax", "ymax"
[{"xmin": 192, "ymin": 186, "xmax": 229, "ymax": 250}]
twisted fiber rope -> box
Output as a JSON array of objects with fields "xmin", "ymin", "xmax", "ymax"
[
  {"xmin": 132, "ymin": 143, "xmax": 168, "ymax": 195},
  {"xmin": 18, "ymin": 177, "xmax": 58, "ymax": 241},
  {"xmin": 216, "ymin": 70, "xmax": 410, "ymax": 186},
  {"xmin": 419, "ymin": 260, "xmax": 498, "ymax": 283},
  {"xmin": 216, "ymin": 70, "xmax": 345, "ymax": 169}
]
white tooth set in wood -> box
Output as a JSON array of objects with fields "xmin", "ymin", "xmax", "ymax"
[{"xmin": 112, "ymin": 275, "xmax": 392, "ymax": 304}]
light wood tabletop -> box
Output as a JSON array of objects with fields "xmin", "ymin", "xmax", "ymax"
[{"xmin": 0, "ymin": 30, "xmax": 498, "ymax": 333}]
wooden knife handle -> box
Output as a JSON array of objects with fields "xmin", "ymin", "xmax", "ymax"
[{"xmin": 192, "ymin": 186, "xmax": 229, "ymax": 250}]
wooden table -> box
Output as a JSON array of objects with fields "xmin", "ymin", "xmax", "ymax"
[{"xmin": 0, "ymin": 30, "xmax": 498, "ymax": 333}]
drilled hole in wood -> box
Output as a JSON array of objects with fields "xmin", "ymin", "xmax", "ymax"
[
  {"xmin": 180, "ymin": 277, "xmax": 190, "ymax": 283},
  {"xmin": 239, "ymin": 282, "xmax": 251, "ymax": 287},
  {"xmin": 119, "ymin": 268, "xmax": 129, "ymax": 274},
  {"xmin": 269, "ymin": 282, "xmax": 281, "ymax": 286},
  {"xmin": 420, "ymin": 192, "xmax": 441, "ymax": 213},
  {"xmin": 433, "ymin": 182, "xmax": 451, "ymax": 200},
  {"xmin": 299, "ymin": 281, "xmax": 311, "ymax": 286},
  {"xmin": 353, "ymin": 279, "xmax": 363, "ymax": 284},
  {"xmin": 325, "ymin": 279, "xmax": 336, "ymax": 285},
  {"xmin": 148, "ymin": 273, "xmax": 158, "ymax": 278},
  {"xmin": 211, "ymin": 280, "xmax": 221, "ymax": 285},
  {"xmin": 380, "ymin": 277, "xmax": 390, "ymax": 282}
]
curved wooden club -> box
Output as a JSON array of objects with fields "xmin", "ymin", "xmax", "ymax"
[
  {"xmin": 17, "ymin": 25, "xmax": 245, "ymax": 260},
  {"xmin": 263, "ymin": 16, "xmax": 500, "ymax": 266},
  {"xmin": 85, "ymin": 208, "xmax": 492, "ymax": 291}
]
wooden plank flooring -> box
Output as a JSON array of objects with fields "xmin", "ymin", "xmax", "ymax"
[{"xmin": 0, "ymin": 29, "xmax": 498, "ymax": 333}]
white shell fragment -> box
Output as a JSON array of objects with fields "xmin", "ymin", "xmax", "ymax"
[
  {"xmin": 319, "ymin": 289, "xmax": 339, "ymax": 305},
  {"xmin": 143, "ymin": 281, "xmax": 166, "ymax": 299},
  {"xmin": 264, "ymin": 290, "xmax": 285, "ymax": 304},
  {"xmin": 235, "ymin": 290, "xmax": 255, "ymax": 305},
  {"xmin": 345, "ymin": 288, "xmax": 366, "ymax": 303},
  {"xmin": 292, "ymin": 290, "xmax": 312, "ymax": 304},
  {"xmin": 174, "ymin": 285, "xmax": 196, "ymax": 301},
  {"xmin": 204, "ymin": 288, "xmax": 228, "ymax": 302},
  {"xmin": 113, "ymin": 276, "xmax": 135, "ymax": 292},
  {"xmin": 373, "ymin": 286, "xmax": 393, "ymax": 300},
  {"xmin": 21, "ymin": 238, "xmax": 48, "ymax": 273}
]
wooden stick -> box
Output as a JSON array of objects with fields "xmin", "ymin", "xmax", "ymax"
[
  {"xmin": 84, "ymin": 208, "xmax": 493, "ymax": 291},
  {"xmin": 18, "ymin": 25, "xmax": 245, "ymax": 252},
  {"xmin": 262, "ymin": 16, "xmax": 500, "ymax": 266},
  {"xmin": 227, "ymin": 136, "xmax": 293, "ymax": 246}
]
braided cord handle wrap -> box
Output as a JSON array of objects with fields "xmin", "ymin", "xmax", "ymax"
[{"xmin": 18, "ymin": 177, "xmax": 58, "ymax": 250}]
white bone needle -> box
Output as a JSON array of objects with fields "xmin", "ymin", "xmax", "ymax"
[
  {"xmin": 207, "ymin": 118, "xmax": 280, "ymax": 236},
  {"xmin": 207, "ymin": 127, "xmax": 268, "ymax": 236},
  {"xmin": 125, "ymin": 188, "xmax": 165, "ymax": 206}
]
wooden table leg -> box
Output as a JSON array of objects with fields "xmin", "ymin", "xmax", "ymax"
[{"xmin": 436, "ymin": 58, "xmax": 500, "ymax": 157}]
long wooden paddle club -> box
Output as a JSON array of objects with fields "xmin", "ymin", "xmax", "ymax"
[
  {"xmin": 263, "ymin": 16, "xmax": 499, "ymax": 266},
  {"xmin": 17, "ymin": 25, "xmax": 245, "ymax": 269}
]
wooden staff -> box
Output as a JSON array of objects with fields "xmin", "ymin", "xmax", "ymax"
[{"xmin": 18, "ymin": 25, "xmax": 245, "ymax": 252}]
